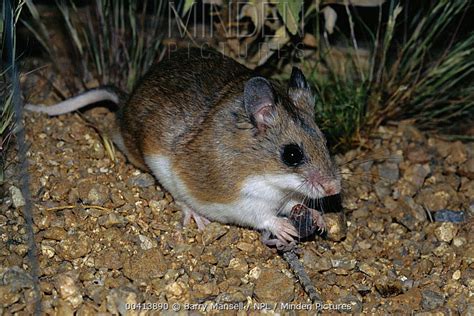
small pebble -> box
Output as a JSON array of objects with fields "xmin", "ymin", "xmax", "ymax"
[
  {"xmin": 129, "ymin": 173, "xmax": 155, "ymax": 188},
  {"xmin": 434, "ymin": 223, "xmax": 458, "ymax": 243},
  {"xmin": 202, "ymin": 223, "xmax": 228, "ymax": 245},
  {"xmin": 254, "ymin": 269, "xmax": 294, "ymax": 302},
  {"xmin": 9, "ymin": 186, "xmax": 25, "ymax": 208},
  {"xmin": 452, "ymin": 270, "xmax": 461, "ymax": 280},
  {"xmin": 55, "ymin": 274, "xmax": 83, "ymax": 308},
  {"xmin": 432, "ymin": 210, "xmax": 465, "ymax": 223},
  {"xmin": 106, "ymin": 287, "xmax": 140, "ymax": 315},
  {"xmin": 98, "ymin": 213, "xmax": 127, "ymax": 228},
  {"xmin": 324, "ymin": 212, "xmax": 347, "ymax": 241},
  {"xmin": 122, "ymin": 248, "xmax": 168, "ymax": 282},
  {"xmin": 421, "ymin": 290, "xmax": 445, "ymax": 310},
  {"xmin": 225, "ymin": 258, "xmax": 248, "ymax": 279}
]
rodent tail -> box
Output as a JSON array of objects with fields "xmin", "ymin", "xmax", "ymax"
[{"xmin": 24, "ymin": 86, "xmax": 126, "ymax": 116}]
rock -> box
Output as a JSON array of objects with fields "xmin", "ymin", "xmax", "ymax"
[
  {"xmin": 43, "ymin": 227, "xmax": 67, "ymax": 240},
  {"xmin": 78, "ymin": 179, "xmax": 110, "ymax": 206},
  {"xmin": 236, "ymin": 242, "xmax": 254, "ymax": 252},
  {"xmin": 458, "ymin": 158, "xmax": 474, "ymax": 179},
  {"xmin": 77, "ymin": 302, "xmax": 99, "ymax": 315},
  {"xmin": 193, "ymin": 282, "xmax": 219, "ymax": 298},
  {"xmin": 359, "ymin": 263, "xmax": 379, "ymax": 277},
  {"xmin": 393, "ymin": 179, "xmax": 418, "ymax": 198},
  {"xmin": 378, "ymin": 162, "xmax": 400, "ymax": 184},
  {"xmin": 303, "ymin": 250, "xmax": 332, "ymax": 272},
  {"xmin": 331, "ymin": 258, "xmax": 357, "ymax": 271},
  {"xmin": 432, "ymin": 243, "xmax": 450, "ymax": 257},
  {"xmin": 374, "ymin": 180, "xmax": 392, "ymax": 200},
  {"xmin": 355, "ymin": 283, "xmax": 371, "ymax": 296},
  {"xmin": 138, "ymin": 235, "xmax": 156, "ymax": 250},
  {"xmin": 390, "ymin": 288, "xmax": 422, "ymax": 311},
  {"xmin": 41, "ymin": 244, "xmax": 56, "ymax": 258},
  {"xmin": 404, "ymin": 164, "xmax": 430, "ymax": 189},
  {"xmin": 215, "ymin": 290, "xmax": 247, "ymax": 304},
  {"xmin": 55, "ymin": 273, "xmax": 83, "ymax": 308},
  {"xmin": 216, "ymin": 248, "xmax": 233, "ymax": 267},
  {"xmin": 374, "ymin": 276, "xmax": 403, "ymax": 297},
  {"xmin": 123, "ymin": 248, "xmax": 168, "ymax": 282},
  {"xmin": 98, "ymin": 213, "xmax": 127, "ymax": 228},
  {"xmin": 421, "ymin": 290, "xmax": 445, "ymax": 310},
  {"xmin": 434, "ymin": 223, "xmax": 458, "ymax": 242},
  {"xmin": 57, "ymin": 234, "xmax": 92, "ymax": 260},
  {"xmin": 310, "ymin": 256, "xmax": 332, "ymax": 272},
  {"xmin": 128, "ymin": 173, "xmax": 155, "ymax": 188},
  {"xmin": 9, "ymin": 186, "xmax": 25, "ymax": 208},
  {"xmin": 202, "ymin": 223, "xmax": 228, "ymax": 245},
  {"xmin": 406, "ymin": 147, "xmax": 430, "ymax": 163},
  {"xmin": 432, "ymin": 139, "xmax": 450, "ymax": 158},
  {"xmin": 395, "ymin": 196, "xmax": 427, "ymax": 230},
  {"xmin": 465, "ymin": 304, "xmax": 474, "ymax": 316},
  {"xmin": 452, "ymin": 270, "xmax": 461, "ymax": 280},
  {"xmin": 254, "ymin": 269, "xmax": 294, "ymax": 302},
  {"xmin": 462, "ymin": 244, "xmax": 474, "ymax": 264},
  {"xmin": 248, "ymin": 266, "xmax": 261, "ymax": 280},
  {"xmin": 225, "ymin": 258, "xmax": 248, "ymax": 279},
  {"xmin": 106, "ymin": 286, "xmax": 141, "ymax": 316},
  {"xmin": 55, "ymin": 301, "xmax": 74, "ymax": 315},
  {"xmin": 0, "ymin": 285, "xmax": 21, "ymax": 305},
  {"xmin": 94, "ymin": 249, "xmax": 123, "ymax": 270},
  {"xmin": 452, "ymin": 237, "xmax": 466, "ymax": 247},
  {"xmin": 2, "ymin": 267, "xmax": 34, "ymax": 291},
  {"xmin": 149, "ymin": 199, "xmax": 167, "ymax": 214},
  {"xmin": 89, "ymin": 141, "xmax": 105, "ymax": 160},
  {"xmin": 415, "ymin": 184, "xmax": 457, "ymax": 211},
  {"xmin": 433, "ymin": 210, "xmax": 465, "ymax": 223},
  {"xmin": 165, "ymin": 281, "xmax": 188, "ymax": 299},
  {"xmin": 324, "ymin": 212, "xmax": 347, "ymax": 241},
  {"xmin": 445, "ymin": 141, "xmax": 468, "ymax": 165},
  {"xmin": 368, "ymin": 218, "xmax": 384, "ymax": 233},
  {"xmin": 83, "ymin": 184, "xmax": 110, "ymax": 205},
  {"xmin": 357, "ymin": 240, "xmax": 372, "ymax": 250}
]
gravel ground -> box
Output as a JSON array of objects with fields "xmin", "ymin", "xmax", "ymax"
[{"xmin": 1, "ymin": 104, "xmax": 473, "ymax": 314}]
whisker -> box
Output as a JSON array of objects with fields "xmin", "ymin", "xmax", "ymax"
[
  {"xmin": 275, "ymin": 182, "xmax": 306, "ymax": 217},
  {"xmin": 337, "ymin": 153, "xmax": 402, "ymax": 167}
]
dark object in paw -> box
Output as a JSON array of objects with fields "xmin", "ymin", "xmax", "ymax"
[{"xmin": 290, "ymin": 204, "xmax": 321, "ymax": 240}]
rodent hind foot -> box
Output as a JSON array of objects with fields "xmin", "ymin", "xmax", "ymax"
[{"xmin": 180, "ymin": 203, "xmax": 211, "ymax": 230}]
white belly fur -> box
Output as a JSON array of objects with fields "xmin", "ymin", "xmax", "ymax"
[{"xmin": 144, "ymin": 154, "xmax": 304, "ymax": 231}]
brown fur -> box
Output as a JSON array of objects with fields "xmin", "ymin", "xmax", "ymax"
[{"xmin": 117, "ymin": 48, "xmax": 338, "ymax": 204}]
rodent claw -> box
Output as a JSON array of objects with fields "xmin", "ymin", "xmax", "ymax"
[
  {"xmin": 261, "ymin": 217, "xmax": 300, "ymax": 250},
  {"xmin": 310, "ymin": 208, "xmax": 326, "ymax": 232}
]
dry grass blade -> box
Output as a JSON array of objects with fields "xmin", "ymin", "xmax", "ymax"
[
  {"xmin": 305, "ymin": 0, "xmax": 472, "ymax": 150},
  {"xmin": 25, "ymin": 0, "xmax": 166, "ymax": 93}
]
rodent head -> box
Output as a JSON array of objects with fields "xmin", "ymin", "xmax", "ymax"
[{"xmin": 242, "ymin": 67, "xmax": 341, "ymax": 200}]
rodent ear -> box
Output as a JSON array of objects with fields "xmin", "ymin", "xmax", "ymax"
[
  {"xmin": 289, "ymin": 67, "xmax": 310, "ymax": 90},
  {"xmin": 288, "ymin": 67, "xmax": 315, "ymax": 116},
  {"xmin": 244, "ymin": 77, "xmax": 276, "ymax": 132}
]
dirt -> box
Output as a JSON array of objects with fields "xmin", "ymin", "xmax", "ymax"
[{"xmin": 1, "ymin": 95, "xmax": 473, "ymax": 314}]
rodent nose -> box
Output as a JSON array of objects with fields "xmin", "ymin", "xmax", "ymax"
[
  {"xmin": 308, "ymin": 171, "xmax": 340, "ymax": 196},
  {"xmin": 322, "ymin": 180, "xmax": 340, "ymax": 196}
]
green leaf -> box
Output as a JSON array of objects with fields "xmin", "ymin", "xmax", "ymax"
[
  {"xmin": 183, "ymin": 0, "xmax": 195, "ymax": 16},
  {"xmin": 277, "ymin": 0, "xmax": 304, "ymax": 35}
]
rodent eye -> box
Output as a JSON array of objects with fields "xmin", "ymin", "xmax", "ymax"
[{"xmin": 281, "ymin": 144, "xmax": 305, "ymax": 167}]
